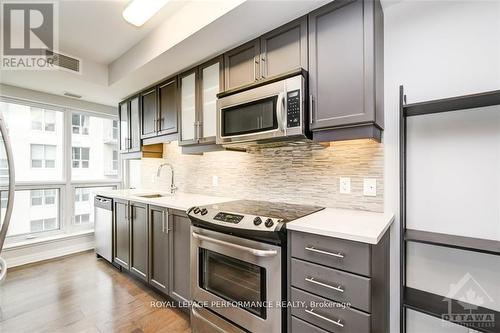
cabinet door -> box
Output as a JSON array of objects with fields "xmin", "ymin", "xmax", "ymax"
[
  {"xmin": 169, "ymin": 212, "xmax": 191, "ymax": 303},
  {"xmin": 141, "ymin": 88, "xmax": 157, "ymax": 139},
  {"xmin": 118, "ymin": 101, "xmax": 129, "ymax": 152},
  {"xmin": 223, "ymin": 39, "xmax": 260, "ymax": 90},
  {"xmin": 113, "ymin": 199, "xmax": 129, "ymax": 269},
  {"xmin": 261, "ymin": 16, "xmax": 308, "ymax": 79},
  {"xmin": 179, "ymin": 70, "xmax": 198, "ymax": 145},
  {"xmin": 149, "ymin": 206, "xmax": 169, "ymax": 295},
  {"xmin": 158, "ymin": 78, "xmax": 178, "ymax": 136},
  {"xmin": 130, "ymin": 202, "xmax": 148, "ymax": 281},
  {"xmin": 129, "ymin": 96, "xmax": 141, "ymax": 152},
  {"xmin": 309, "ymin": 0, "xmax": 374, "ymax": 129},
  {"xmin": 199, "ymin": 57, "xmax": 223, "ymax": 144}
]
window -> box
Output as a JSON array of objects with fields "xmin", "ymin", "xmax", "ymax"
[
  {"xmin": 112, "ymin": 120, "xmax": 118, "ymax": 140},
  {"xmin": 31, "ymin": 108, "xmax": 55, "ymax": 132},
  {"xmin": 73, "ymin": 186, "xmax": 115, "ymax": 229},
  {"xmin": 1, "ymin": 189, "xmax": 60, "ymax": 237},
  {"xmin": 75, "ymin": 188, "xmax": 90, "ymax": 202},
  {"xmin": 31, "ymin": 189, "xmax": 56, "ymax": 206},
  {"xmin": 0, "ymin": 99, "xmax": 120, "ymax": 243},
  {"xmin": 30, "ymin": 218, "xmax": 57, "ymax": 233},
  {"xmin": 72, "ymin": 114, "xmax": 89, "ymax": 135},
  {"xmin": 72, "ymin": 147, "xmax": 90, "ymax": 168},
  {"xmin": 112, "ymin": 150, "xmax": 118, "ymax": 171},
  {"xmin": 31, "ymin": 144, "xmax": 56, "ymax": 168},
  {"xmin": 74, "ymin": 214, "xmax": 90, "ymax": 225},
  {"xmin": 0, "ymin": 159, "xmax": 8, "ymax": 179},
  {"xmin": 72, "ymin": 113, "xmax": 119, "ymax": 180}
]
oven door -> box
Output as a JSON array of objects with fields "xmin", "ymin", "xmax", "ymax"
[
  {"xmin": 191, "ymin": 226, "xmax": 282, "ymax": 333},
  {"xmin": 217, "ymin": 80, "xmax": 289, "ymax": 145}
]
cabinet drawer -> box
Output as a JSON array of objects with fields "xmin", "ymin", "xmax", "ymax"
[
  {"xmin": 291, "ymin": 287, "xmax": 371, "ymax": 333},
  {"xmin": 290, "ymin": 231, "xmax": 371, "ymax": 276},
  {"xmin": 291, "ymin": 316, "xmax": 328, "ymax": 333},
  {"xmin": 291, "ymin": 258, "xmax": 371, "ymax": 313}
]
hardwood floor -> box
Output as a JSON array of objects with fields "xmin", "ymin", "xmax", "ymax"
[{"xmin": 0, "ymin": 251, "xmax": 191, "ymax": 333}]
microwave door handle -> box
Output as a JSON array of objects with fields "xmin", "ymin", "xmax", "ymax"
[{"xmin": 277, "ymin": 92, "xmax": 286, "ymax": 133}]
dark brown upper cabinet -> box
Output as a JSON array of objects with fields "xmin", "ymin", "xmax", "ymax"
[
  {"xmin": 141, "ymin": 88, "xmax": 157, "ymax": 139},
  {"xmin": 260, "ymin": 17, "xmax": 308, "ymax": 79},
  {"xmin": 179, "ymin": 56, "xmax": 224, "ymax": 146},
  {"xmin": 224, "ymin": 16, "xmax": 307, "ymax": 91},
  {"xmin": 158, "ymin": 77, "xmax": 178, "ymax": 136},
  {"xmin": 309, "ymin": 0, "xmax": 384, "ymax": 141},
  {"xmin": 141, "ymin": 77, "xmax": 178, "ymax": 142},
  {"xmin": 224, "ymin": 39, "xmax": 260, "ymax": 91},
  {"xmin": 119, "ymin": 95, "xmax": 141, "ymax": 154}
]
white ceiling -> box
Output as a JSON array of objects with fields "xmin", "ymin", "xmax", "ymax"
[
  {"xmin": 2, "ymin": 0, "xmax": 393, "ymax": 108},
  {"xmin": 57, "ymin": 0, "xmax": 189, "ymax": 64}
]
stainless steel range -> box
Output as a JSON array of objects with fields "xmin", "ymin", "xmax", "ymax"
[{"xmin": 188, "ymin": 200, "xmax": 324, "ymax": 333}]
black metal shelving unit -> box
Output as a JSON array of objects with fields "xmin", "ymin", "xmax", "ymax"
[{"xmin": 400, "ymin": 86, "xmax": 500, "ymax": 333}]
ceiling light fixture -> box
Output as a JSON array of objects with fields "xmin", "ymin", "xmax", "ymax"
[{"xmin": 122, "ymin": 0, "xmax": 169, "ymax": 27}]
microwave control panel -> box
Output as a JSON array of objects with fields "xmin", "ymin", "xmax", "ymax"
[{"xmin": 286, "ymin": 90, "xmax": 301, "ymax": 128}]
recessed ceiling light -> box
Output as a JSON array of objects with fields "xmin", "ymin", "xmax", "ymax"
[{"xmin": 122, "ymin": 0, "xmax": 169, "ymax": 27}]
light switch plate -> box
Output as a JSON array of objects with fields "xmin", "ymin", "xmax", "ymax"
[
  {"xmin": 212, "ymin": 175, "xmax": 219, "ymax": 187},
  {"xmin": 363, "ymin": 178, "xmax": 377, "ymax": 196},
  {"xmin": 339, "ymin": 177, "xmax": 351, "ymax": 194}
]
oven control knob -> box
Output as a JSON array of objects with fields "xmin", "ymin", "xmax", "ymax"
[
  {"xmin": 253, "ymin": 217, "xmax": 262, "ymax": 226},
  {"xmin": 265, "ymin": 218, "xmax": 274, "ymax": 228},
  {"xmin": 200, "ymin": 208, "xmax": 208, "ymax": 216},
  {"xmin": 193, "ymin": 207, "xmax": 201, "ymax": 214}
]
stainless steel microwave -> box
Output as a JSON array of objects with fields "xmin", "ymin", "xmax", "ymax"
[{"xmin": 216, "ymin": 73, "xmax": 308, "ymax": 146}]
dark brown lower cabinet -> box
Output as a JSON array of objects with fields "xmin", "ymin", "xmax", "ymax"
[
  {"xmin": 149, "ymin": 205, "xmax": 170, "ymax": 294},
  {"xmin": 113, "ymin": 199, "xmax": 130, "ymax": 270},
  {"xmin": 130, "ymin": 202, "xmax": 148, "ymax": 281},
  {"xmin": 169, "ymin": 210, "xmax": 191, "ymax": 304}
]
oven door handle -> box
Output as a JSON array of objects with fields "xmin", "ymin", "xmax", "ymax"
[{"xmin": 192, "ymin": 232, "xmax": 278, "ymax": 257}]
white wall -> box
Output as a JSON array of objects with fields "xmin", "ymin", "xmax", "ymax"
[{"xmin": 384, "ymin": 1, "xmax": 500, "ymax": 332}]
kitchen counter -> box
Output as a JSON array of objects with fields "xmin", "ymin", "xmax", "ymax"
[
  {"xmin": 93, "ymin": 189, "xmax": 234, "ymax": 212},
  {"xmin": 287, "ymin": 208, "xmax": 394, "ymax": 244},
  {"xmin": 95, "ymin": 189, "xmax": 394, "ymax": 244}
]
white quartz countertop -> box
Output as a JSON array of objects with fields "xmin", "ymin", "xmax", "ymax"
[
  {"xmin": 93, "ymin": 189, "xmax": 234, "ymax": 212},
  {"xmin": 95, "ymin": 189, "xmax": 394, "ymax": 244},
  {"xmin": 287, "ymin": 208, "xmax": 394, "ymax": 244}
]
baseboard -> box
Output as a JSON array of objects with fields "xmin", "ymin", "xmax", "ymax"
[{"xmin": 2, "ymin": 232, "xmax": 95, "ymax": 268}]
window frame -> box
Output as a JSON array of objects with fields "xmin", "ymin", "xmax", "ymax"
[{"xmin": 0, "ymin": 97, "xmax": 122, "ymax": 244}]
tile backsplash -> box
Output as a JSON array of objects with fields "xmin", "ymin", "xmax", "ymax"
[{"xmin": 129, "ymin": 139, "xmax": 384, "ymax": 212}]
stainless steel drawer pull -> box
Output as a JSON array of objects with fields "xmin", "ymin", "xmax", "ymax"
[
  {"xmin": 305, "ymin": 246, "xmax": 345, "ymax": 259},
  {"xmin": 305, "ymin": 277, "xmax": 344, "ymax": 293},
  {"xmin": 305, "ymin": 308, "xmax": 344, "ymax": 328}
]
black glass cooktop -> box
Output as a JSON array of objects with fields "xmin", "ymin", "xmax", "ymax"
[{"xmin": 206, "ymin": 200, "xmax": 324, "ymax": 222}]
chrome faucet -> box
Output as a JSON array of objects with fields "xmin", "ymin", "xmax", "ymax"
[{"xmin": 157, "ymin": 162, "xmax": 177, "ymax": 194}]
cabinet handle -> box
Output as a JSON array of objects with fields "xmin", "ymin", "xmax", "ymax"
[
  {"xmin": 197, "ymin": 121, "xmax": 202, "ymax": 140},
  {"xmin": 309, "ymin": 94, "xmax": 314, "ymax": 125},
  {"xmin": 305, "ymin": 309, "xmax": 344, "ymax": 328},
  {"xmin": 158, "ymin": 117, "xmax": 164, "ymax": 131},
  {"xmin": 305, "ymin": 277, "xmax": 344, "ymax": 293},
  {"xmin": 161, "ymin": 210, "xmax": 165, "ymax": 233},
  {"xmin": 254, "ymin": 57, "xmax": 259, "ymax": 81},
  {"xmin": 165, "ymin": 210, "xmax": 169, "ymax": 233},
  {"xmin": 305, "ymin": 246, "xmax": 344, "ymax": 259},
  {"xmin": 193, "ymin": 122, "xmax": 198, "ymax": 141}
]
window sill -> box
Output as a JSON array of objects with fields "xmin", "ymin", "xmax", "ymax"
[{"xmin": 3, "ymin": 230, "xmax": 94, "ymax": 251}]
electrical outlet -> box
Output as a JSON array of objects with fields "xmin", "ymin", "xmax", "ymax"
[
  {"xmin": 212, "ymin": 175, "xmax": 219, "ymax": 187},
  {"xmin": 339, "ymin": 177, "xmax": 351, "ymax": 194},
  {"xmin": 363, "ymin": 178, "xmax": 377, "ymax": 196}
]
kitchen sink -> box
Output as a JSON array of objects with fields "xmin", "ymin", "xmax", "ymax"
[{"xmin": 136, "ymin": 193, "xmax": 171, "ymax": 198}]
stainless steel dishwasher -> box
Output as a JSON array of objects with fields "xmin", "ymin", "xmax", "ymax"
[{"xmin": 94, "ymin": 196, "xmax": 113, "ymax": 262}]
